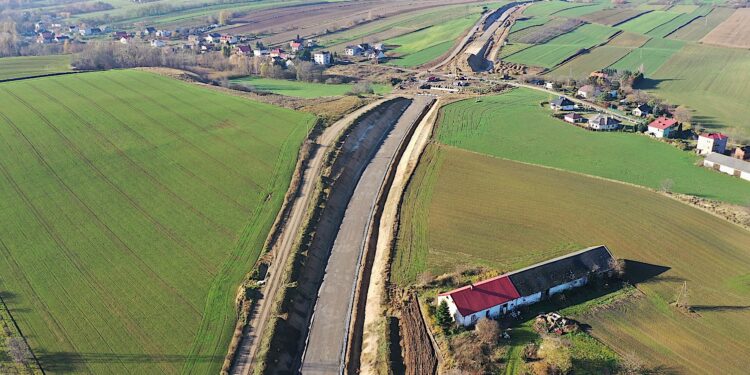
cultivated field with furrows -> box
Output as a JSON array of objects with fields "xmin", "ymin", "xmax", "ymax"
[
  {"xmin": 221, "ymin": 0, "xmax": 491, "ymax": 46},
  {"xmin": 700, "ymin": 8, "xmax": 750, "ymax": 49},
  {"xmin": 608, "ymin": 36, "xmax": 685, "ymax": 75},
  {"xmin": 548, "ymin": 31, "xmax": 648, "ymax": 80},
  {"xmin": 0, "ymin": 70, "xmax": 314, "ymax": 374},
  {"xmin": 393, "ymin": 144, "xmax": 750, "ymax": 374},
  {"xmin": 667, "ymin": 7, "xmax": 734, "ymax": 41},
  {"xmin": 579, "ymin": 7, "xmax": 649, "ymax": 26},
  {"xmin": 616, "ymin": 10, "xmax": 682, "ymax": 35}
]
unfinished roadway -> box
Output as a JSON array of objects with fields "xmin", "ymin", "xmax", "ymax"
[{"xmin": 300, "ymin": 96, "xmax": 434, "ymax": 374}]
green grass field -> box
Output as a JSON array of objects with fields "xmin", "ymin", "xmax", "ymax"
[
  {"xmin": 609, "ymin": 36, "xmax": 684, "ymax": 75},
  {"xmin": 502, "ymin": 23, "xmax": 617, "ymax": 68},
  {"xmin": 668, "ymin": 7, "xmax": 734, "ymax": 41},
  {"xmin": 640, "ymin": 43, "xmax": 750, "ymax": 141},
  {"xmin": 394, "ymin": 144, "xmax": 750, "ymax": 374},
  {"xmin": 547, "ymin": 32, "xmax": 649, "ymax": 80},
  {"xmin": 436, "ymin": 89, "xmax": 749, "ymax": 203},
  {"xmin": 0, "ymin": 55, "xmax": 71, "ymax": 81},
  {"xmin": 230, "ymin": 76, "xmax": 390, "ymax": 98},
  {"xmin": 617, "ymin": 11, "xmax": 682, "ymax": 34},
  {"xmin": 0, "ymin": 70, "xmax": 314, "ymax": 374},
  {"xmin": 646, "ymin": 6, "xmax": 712, "ymax": 38},
  {"xmin": 385, "ymin": 13, "xmax": 481, "ymax": 67}
]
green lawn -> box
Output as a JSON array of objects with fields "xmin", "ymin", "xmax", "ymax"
[
  {"xmin": 667, "ymin": 7, "xmax": 734, "ymax": 41},
  {"xmin": 609, "ymin": 36, "xmax": 684, "ymax": 75},
  {"xmin": 0, "ymin": 70, "xmax": 314, "ymax": 374},
  {"xmin": 230, "ymin": 76, "xmax": 391, "ymax": 98},
  {"xmin": 646, "ymin": 6, "xmax": 713, "ymax": 38},
  {"xmin": 546, "ymin": 32, "xmax": 649, "ymax": 80},
  {"xmin": 502, "ymin": 23, "xmax": 617, "ymax": 68},
  {"xmin": 385, "ymin": 13, "xmax": 481, "ymax": 67},
  {"xmin": 0, "ymin": 55, "xmax": 71, "ymax": 81},
  {"xmin": 436, "ymin": 88, "xmax": 749, "ymax": 204}
]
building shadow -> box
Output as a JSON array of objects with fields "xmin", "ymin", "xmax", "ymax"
[
  {"xmin": 634, "ymin": 78, "xmax": 679, "ymax": 90},
  {"xmin": 623, "ymin": 260, "xmax": 671, "ymax": 285},
  {"xmin": 691, "ymin": 305, "xmax": 750, "ymax": 312}
]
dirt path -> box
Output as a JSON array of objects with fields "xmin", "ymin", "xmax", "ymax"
[
  {"xmin": 358, "ymin": 98, "xmax": 441, "ymax": 375},
  {"xmin": 230, "ymin": 98, "xmax": 391, "ymax": 375}
]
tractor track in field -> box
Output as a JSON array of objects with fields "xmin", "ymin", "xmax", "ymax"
[
  {"xmin": 2, "ymin": 88, "xmax": 213, "ymax": 270},
  {"xmin": 28, "ymin": 83, "xmax": 236, "ymax": 239},
  {"xmin": 52, "ymin": 78, "xmax": 251, "ymax": 211},
  {"xmin": 75, "ymin": 77, "xmax": 263, "ymax": 191}
]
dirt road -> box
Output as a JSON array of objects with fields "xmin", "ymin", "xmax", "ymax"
[
  {"xmin": 230, "ymin": 98, "xmax": 391, "ymax": 375},
  {"xmin": 300, "ymin": 96, "xmax": 434, "ymax": 374},
  {"xmin": 357, "ymin": 98, "xmax": 441, "ymax": 374}
]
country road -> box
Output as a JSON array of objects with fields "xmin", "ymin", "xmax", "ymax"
[
  {"xmin": 230, "ymin": 98, "xmax": 391, "ymax": 375},
  {"xmin": 300, "ymin": 96, "xmax": 435, "ymax": 374}
]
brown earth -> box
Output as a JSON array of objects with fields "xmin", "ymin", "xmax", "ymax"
[
  {"xmin": 397, "ymin": 293, "xmax": 438, "ymax": 375},
  {"xmin": 700, "ymin": 8, "xmax": 750, "ymax": 49}
]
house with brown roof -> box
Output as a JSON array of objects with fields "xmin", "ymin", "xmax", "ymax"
[{"xmin": 438, "ymin": 246, "xmax": 615, "ymax": 326}]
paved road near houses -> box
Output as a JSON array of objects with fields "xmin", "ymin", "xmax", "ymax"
[{"xmin": 300, "ymin": 96, "xmax": 434, "ymax": 374}]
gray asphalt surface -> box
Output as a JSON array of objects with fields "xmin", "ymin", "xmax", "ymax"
[{"xmin": 300, "ymin": 96, "xmax": 434, "ymax": 374}]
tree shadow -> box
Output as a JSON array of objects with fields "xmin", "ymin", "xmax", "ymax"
[
  {"xmin": 691, "ymin": 305, "xmax": 750, "ymax": 312},
  {"xmin": 634, "ymin": 78, "xmax": 680, "ymax": 90},
  {"xmin": 35, "ymin": 351, "xmax": 222, "ymax": 373}
]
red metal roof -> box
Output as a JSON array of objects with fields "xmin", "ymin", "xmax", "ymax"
[
  {"xmin": 439, "ymin": 275, "xmax": 520, "ymax": 317},
  {"xmin": 701, "ymin": 132, "xmax": 727, "ymax": 140},
  {"xmin": 648, "ymin": 117, "xmax": 678, "ymax": 130}
]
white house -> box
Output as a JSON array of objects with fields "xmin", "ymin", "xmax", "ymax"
[
  {"xmin": 564, "ymin": 113, "xmax": 583, "ymax": 124},
  {"xmin": 588, "ymin": 114, "xmax": 620, "ymax": 131},
  {"xmin": 120, "ymin": 36, "xmax": 131, "ymax": 44},
  {"xmin": 313, "ymin": 51, "xmax": 332, "ymax": 66},
  {"xmin": 703, "ymin": 152, "xmax": 750, "ymax": 182},
  {"xmin": 696, "ymin": 133, "xmax": 728, "ymax": 155},
  {"xmin": 253, "ymin": 48, "xmax": 269, "ymax": 57},
  {"xmin": 576, "ymin": 84, "xmax": 600, "ymax": 99},
  {"xmin": 647, "ymin": 117, "xmax": 678, "ymax": 138},
  {"xmin": 550, "ymin": 96, "xmax": 576, "ymax": 111},
  {"xmin": 150, "ymin": 39, "xmax": 165, "ymax": 47},
  {"xmin": 438, "ymin": 246, "xmax": 615, "ymax": 326},
  {"xmin": 632, "ymin": 103, "xmax": 652, "ymax": 117},
  {"xmin": 205, "ymin": 32, "xmax": 221, "ymax": 43},
  {"xmin": 345, "ymin": 45, "xmax": 362, "ymax": 56}
]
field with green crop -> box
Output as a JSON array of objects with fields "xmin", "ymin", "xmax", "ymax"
[
  {"xmin": 646, "ymin": 6, "xmax": 712, "ymax": 38},
  {"xmin": 385, "ymin": 13, "xmax": 481, "ymax": 67},
  {"xmin": 617, "ymin": 11, "xmax": 681, "ymax": 34},
  {"xmin": 547, "ymin": 32, "xmax": 648, "ymax": 80},
  {"xmin": 668, "ymin": 7, "xmax": 734, "ymax": 41},
  {"xmin": 437, "ymin": 89, "xmax": 749, "ymax": 203},
  {"xmin": 502, "ymin": 23, "xmax": 617, "ymax": 68},
  {"xmin": 230, "ymin": 76, "xmax": 390, "ymax": 98},
  {"xmin": 0, "ymin": 70, "xmax": 315, "ymax": 374},
  {"xmin": 609, "ymin": 36, "xmax": 684, "ymax": 75},
  {"xmin": 0, "ymin": 55, "xmax": 71, "ymax": 81},
  {"xmin": 394, "ymin": 144, "xmax": 750, "ymax": 374},
  {"xmin": 640, "ymin": 43, "xmax": 750, "ymax": 141}
]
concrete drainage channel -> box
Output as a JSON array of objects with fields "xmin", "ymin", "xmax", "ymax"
[{"xmin": 261, "ymin": 96, "xmax": 434, "ymax": 374}]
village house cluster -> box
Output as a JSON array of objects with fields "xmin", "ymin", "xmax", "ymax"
[
  {"xmin": 438, "ymin": 246, "xmax": 616, "ymax": 326},
  {"xmin": 344, "ymin": 43, "xmax": 386, "ymax": 62}
]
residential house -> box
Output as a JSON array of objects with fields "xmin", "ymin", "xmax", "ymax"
[
  {"xmin": 150, "ymin": 39, "xmax": 165, "ymax": 47},
  {"xmin": 68, "ymin": 25, "xmax": 78, "ymax": 33},
  {"xmin": 564, "ymin": 113, "xmax": 583, "ymax": 124},
  {"xmin": 588, "ymin": 114, "xmax": 620, "ymax": 131},
  {"xmin": 235, "ymin": 45, "xmax": 252, "ymax": 56},
  {"xmin": 91, "ymin": 27, "xmax": 102, "ymax": 35},
  {"xmin": 544, "ymin": 81, "xmax": 555, "ymax": 90},
  {"xmin": 205, "ymin": 33, "xmax": 221, "ymax": 43},
  {"xmin": 696, "ymin": 133, "xmax": 728, "ymax": 155},
  {"xmin": 632, "ymin": 103, "xmax": 652, "ymax": 117},
  {"xmin": 54, "ymin": 34, "xmax": 70, "ymax": 43},
  {"xmin": 576, "ymin": 84, "xmax": 600, "ymax": 99},
  {"xmin": 143, "ymin": 27, "xmax": 157, "ymax": 35},
  {"xmin": 550, "ymin": 96, "xmax": 576, "ymax": 111},
  {"xmin": 367, "ymin": 49, "xmax": 385, "ymax": 61},
  {"xmin": 113, "ymin": 31, "xmax": 128, "ymax": 39},
  {"xmin": 734, "ymin": 146, "xmax": 749, "ymax": 160},
  {"xmin": 253, "ymin": 48, "xmax": 270, "ymax": 57},
  {"xmin": 220, "ymin": 34, "xmax": 236, "ymax": 44},
  {"xmin": 120, "ymin": 35, "xmax": 132, "ymax": 44},
  {"xmin": 313, "ymin": 51, "xmax": 332, "ymax": 66},
  {"xmin": 36, "ymin": 32, "xmax": 54, "ymax": 44},
  {"xmin": 156, "ymin": 30, "xmax": 172, "ymax": 37},
  {"xmin": 289, "ymin": 41, "xmax": 303, "ymax": 52},
  {"xmin": 270, "ymin": 48, "xmax": 285, "ymax": 58},
  {"xmin": 187, "ymin": 35, "xmax": 201, "ymax": 45},
  {"xmin": 703, "ymin": 153, "xmax": 750, "ymax": 182},
  {"xmin": 345, "ymin": 45, "xmax": 362, "ymax": 56},
  {"xmin": 647, "ymin": 117, "xmax": 678, "ymax": 138},
  {"xmin": 438, "ymin": 246, "xmax": 615, "ymax": 326}
]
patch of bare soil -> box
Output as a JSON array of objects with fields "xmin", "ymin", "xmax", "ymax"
[
  {"xmin": 671, "ymin": 193, "xmax": 750, "ymax": 230},
  {"xmin": 700, "ymin": 8, "xmax": 750, "ymax": 49},
  {"xmin": 396, "ymin": 292, "xmax": 438, "ymax": 375}
]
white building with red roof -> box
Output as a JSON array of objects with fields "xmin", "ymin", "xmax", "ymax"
[
  {"xmin": 697, "ymin": 133, "xmax": 728, "ymax": 155},
  {"xmin": 647, "ymin": 117, "xmax": 678, "ymax": 138},
  {"xmin": 437, "ymin": 246, "xmax": 615, "ymax": 326}
]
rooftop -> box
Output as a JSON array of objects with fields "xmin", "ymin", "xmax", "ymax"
[
  {"xmin": 649, "ymin": 117, "xmax": 678, "ymax": 130},
  {"xmin": 705, "ymin": 152, "xmax": 750, "ymax": 174}
]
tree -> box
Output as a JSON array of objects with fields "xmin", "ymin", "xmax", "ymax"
[
  {"xmin": 475, "ymin": 319, "xmax": 499, "ymax": 346},
  {"xmin": 659, "ymin": 178, "xmax": 674, "ymax": 194},
  {"xmin": 218, "ymin": 10, "xmax": 232, "ymax": 26},
  {"xmin": 673, "ymin": 105, "xmax": 692, "ymax": 124},
  {"xmin": 435, "ymin": 300, "xmax": 452, "ymax": 333},
  {"xmin": 675, "ymin": 281, "xmax": 690, "ymax": 309},
  {"xmin": 222, "ymin": 45, "xmax": 231, "ymax": 58},
  {"xmin": 349, "ymin": 81, "xmax": 373, "ymax": 95},
  {"xmin": 7, "ymin": 337, "xmax": 31, "ymax": 365}
]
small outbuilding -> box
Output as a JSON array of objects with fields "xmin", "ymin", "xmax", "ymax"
[
  {"xmin": 703, "ymin": 152, "xmax": 750, "ymax": 182},
  {"xmin": 564, "ymin": 113, "xmax": 583, "ymax": 123}
]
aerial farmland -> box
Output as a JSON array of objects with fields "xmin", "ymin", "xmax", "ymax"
[{"xmin": 1, "ymin": 0, "xmax": 750, "ymax": 374}]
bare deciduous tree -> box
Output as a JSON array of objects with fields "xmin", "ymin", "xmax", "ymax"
[
  {"xmin": 7, "ymin": 337, "xmax": 31, "ymax": 365},
  {"xmin": 475, "ymin": 319, "xmax": 500, "ymax": 346},
  {"xmin": 673, "ymin": 105, "xmax": 692, "ymax": 124}
]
